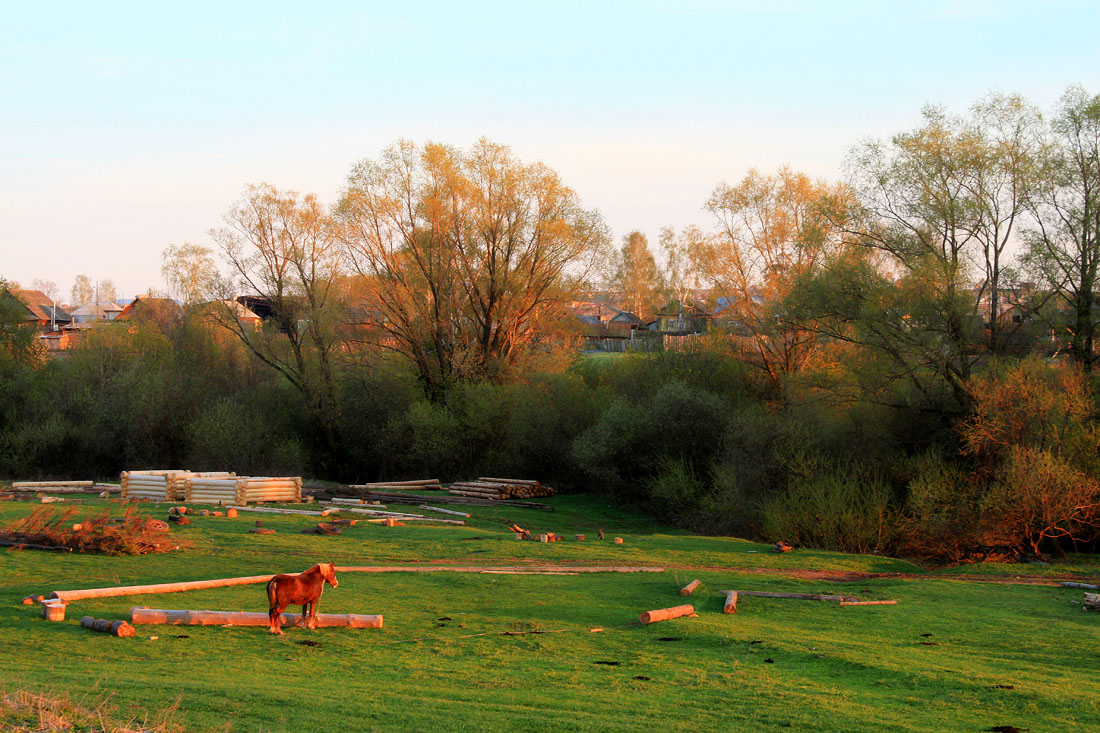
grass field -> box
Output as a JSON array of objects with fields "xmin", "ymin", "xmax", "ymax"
[{"xmin": 2, "ymin": 494, "xmax": 1099, "ymax": 732}]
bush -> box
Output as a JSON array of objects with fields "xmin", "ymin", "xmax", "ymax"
[{"xmin": 762, "ymin": 452, "xmax": 900, "ymax": 554}]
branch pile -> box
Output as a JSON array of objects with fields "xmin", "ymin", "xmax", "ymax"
[{"xmin": 0, "ymin": 506, "xmax": 185, "ymax": 555}]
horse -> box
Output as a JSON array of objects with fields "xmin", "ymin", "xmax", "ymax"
[{"xmin": 266, "ymin": 563, "xmax": 338, "ymax": 634}]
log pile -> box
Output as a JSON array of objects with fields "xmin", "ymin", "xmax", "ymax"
[
  {"xmin": 10, "ymin": 481, "xmax": 97, "ymax": 495},
  {"xmin": 334, "ymin": 489, "xmax": 554, "ymax": 511},
  {"xmin": 348, "ymin": 479, "xmax": 441, "ymax": 491},
  {"xmin": 120, "ymin": 471, "xmax": 186, "ymax": 501},
  {"xmin": 167, "ymin": 472, "xmax": 235, "ymax": 501},
  {"xmin": 448, "ymin": 478, "xmax": 555, "ymax": 500},
  {"xmin": 185, "ymin": 476, "xmax": 302, "ymax": 504}
]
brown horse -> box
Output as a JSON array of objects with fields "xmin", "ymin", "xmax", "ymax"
[{"xmin": 266, "ymin": 563, "xmax": 338, "ymax": 634}]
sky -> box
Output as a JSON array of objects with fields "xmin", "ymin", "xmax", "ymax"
[{"xmin": 2, "ymin": 0, "xmax": 1099, "ymax": 300}]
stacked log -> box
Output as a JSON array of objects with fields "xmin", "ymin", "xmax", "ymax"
[
  {"xmin": 238, "ymin": 477, "xmax": 302, "ymax": 504},
  {"xmin": 448, "ymin": 478, "xmax": 555, "ymax": 500},
  {"xmin": 185, "ymin": 477, "xmax": 241, "ymax": 504},
  {"xmin": 167, "ymin": 472, "xmax": 235, "ymax": 501},
  {"xmin": 349, "ymin": 479, "xmax": 441, "ymax": 491},
  {"xmin": 334, "ymin": 489, "xmax": 554, "ymax": 511},
  {"xmin": 120, "ymin": 472, "xmax": 181, "ymax": 501},
  {"xmin": 11, "ymin": 481, "xmax": 94, "ymax": 494},
  {"xmin": 186, "ymin": 477, "xmax": 302, "ymax": 504}
]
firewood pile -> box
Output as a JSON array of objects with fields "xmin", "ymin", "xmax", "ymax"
[{"xmin": 448, "ymin": 478, "xmax": 554, "ymax": 500}]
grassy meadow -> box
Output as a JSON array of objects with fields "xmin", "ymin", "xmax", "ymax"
[{"xmin": 2, "ymin": 494, "xmax": 1099, "ymax": 731}]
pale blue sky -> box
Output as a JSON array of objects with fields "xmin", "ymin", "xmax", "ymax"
[{"xmin": 2, "ymin": 1, "xmax": 1098, "ymax": 297}]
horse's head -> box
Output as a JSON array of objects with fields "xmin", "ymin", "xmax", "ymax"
[{"xmin": 321, "ymin": 562, "xmax": 338, "ymax": 588}]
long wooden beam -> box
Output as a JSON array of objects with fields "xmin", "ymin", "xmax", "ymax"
[{"xmin": 130, "ymin": 607, "xmax": 382, "ymax": 628}]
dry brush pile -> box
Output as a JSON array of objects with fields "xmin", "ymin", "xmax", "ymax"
[{"xmin": 0, "ymin": 506, "xmax": 185, "ymax": 555}]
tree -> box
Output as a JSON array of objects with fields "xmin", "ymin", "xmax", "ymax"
[
  {"xmin": 830, "ymin": 98, "xmax": 1042, "ymax": 408},
  {"xmin": 95, "ymin": 278, "xmax": 118, "ymax": 303},
  {"xmin": 699, "ymin": 167, "xmax": 852, "ymax": 388},
  {"xmin": 613, "ymin": 231, "xmax": 662, "ymax": 319},
  {"xmin": 659, "ymin": 224, "xmax": 706, "ymax": 313},
  {"xmin": 210, "ymin": 183, "xmax": 347, "ymax": 471},
  {"xmin": 161, "ymin": 243, "xmax": 219, "ymax": 305},
  {"xmin": 1025, "ymin": 86, "xmax": 1100, "ymax": 369},
  {"xmin": 337, "ymin": 138, "xmax": 609, "ymax": 395},
  {"xmin": 30, "ymin": 279, "xmax": 60, "ymax": 304},
  {"xmin": 71, "ymin": 275, "xmax": 93, "ymax": 307}
]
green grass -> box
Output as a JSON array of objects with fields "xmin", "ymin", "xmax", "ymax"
[{"xmin": 2, "ymin": 495, "xmax": 1099, "ymax": 731}]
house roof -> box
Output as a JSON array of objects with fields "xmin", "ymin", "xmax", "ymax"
[
  {"xmin": 69, "ymin": 301, "xmax": 124, "ymax": 317},
  {"xmin": 12, "ymin": 290, "xmax": 72, "ymax": 324},
  {"xmin": 116, "ymin": 296, "xmax": 184, "ymax": 322}
]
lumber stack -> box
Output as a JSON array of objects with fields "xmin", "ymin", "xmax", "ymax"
[
  {"xmin": 349, "ymin": 479, "xmax": 441, "ymax": 491},
  {"xmin": 336, "ymin": 489, "xmax": 554, "ymax": 511},
  {"xmin": 185, "ymin": 476, "xmax": 302, "ymax": 504},
  {"xmin": 167, "ymin": 471, "xmax": 235, "ymax": 501},
  {"xmin": 448, "ymin": 478, "xmax": 555, "ymax": 500},
  {"xmin": 120, "ymin": 471, "xmax": 184, "ymax": 501},
  {"xmin": 238, "ymin": 477, "xmax": 302, "ymax": 504},
  {"xmin": 10, "ymin": 481, "xmax": 95, "ymax": 494},
  {"xmin": 185, "ymin": 477, "xmax": 240, "ymax": 504}
]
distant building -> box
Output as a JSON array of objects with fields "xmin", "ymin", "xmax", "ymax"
[
  {"xmin": 8, "ymin": 289, "xmax": 72, "ymax": 331},
  {"xmin": 68, "ymin": 301, "xmax": 124, "ymax": 324}
]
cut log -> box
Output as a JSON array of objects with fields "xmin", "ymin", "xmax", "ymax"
[
  {"xmin": 334, "ymin": 565, "xmax": 664, "ymax": 574},
  {"xmin": 613, "ymin": 538, "xmax": 623, "ymax": 544},
  {"xmin": 41, "ymin": 600, "xmax": 66, "ymax": 621},
  {"xmin": 1085, "ymin": 593, "xmax": 1100, "ymax": 610},
  {"xmin": 129, "ymin": 607, "xmax": 383, "ymax": 628},
  {"xmin": 717, "ymin": 590, "xmax": 858, "ymax": 602},
  {"xmin": 80, "ymin": 616, "xmax": 135, "ymax": 637},
  {"xmin": 1062, "ymin": 582, "xmax": 1100, "ymax": 590},
  {"xmin": 723, "ymin": 590, "xmax": 738, "ymax": 614},
  {"xmin": 12, "ymin": 481, "xmax": 94, "ymax": 488},
  {"xmin": 52, "ymin": 574, "xmax": 276, "ymax": 602},
  {"xmin": 680, "ymin": 579, "xmax": 701, "ymax": 596},
  {"xmin": 838, "ymin": 600, "xmax": 898, "ymax": 606},
  {"xmin": 640, "ymin": 605, "xmax": 694, "ymax": 624},
  {"xmin": 226, "ymin": 505, "xmax": 327, "ymax": 516},
  {"xmin": 418, "ymin": 505, "xmax": 471, "ymax": 518}
]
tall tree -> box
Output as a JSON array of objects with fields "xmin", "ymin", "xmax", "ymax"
[
  {"xmin": 699, "ymin": 167, "xmax": 851, "ymax": 387},
  {"xmin": 613, "ymin": 230, "xmax": 662, "ymax": 319},
  {"xmin": 1025, "ymin": 86, "xmax": 1100, "ymax": 369},
  {"xmin": 71, "ymin": 274, "xmax": 93, "ymax": 307},
  {"xmin": 338, "ymin": 138, "xmax": 609, "ymax": 394},
  {"xmin": 659, "ymin": 225, "xmax": 706, "ymax": 312},
  {"xmin": 211, "ymin": 183, "xmax": 347, "ymax": 470},
  {"xmin": 161, "ymin": 243, "xmax": 219, "ymax": 305}
]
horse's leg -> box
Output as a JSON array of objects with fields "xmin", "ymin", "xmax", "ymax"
[
  {"xmin": 269, "ymin": 603, "xmax": 288, "ymax": 635},
  {"xmin": 300, "ymin": 603, "xmax": 310, "ymax": 628}
]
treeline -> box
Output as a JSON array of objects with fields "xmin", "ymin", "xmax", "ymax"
[{"xmin": 3, "ymin": 86, "xmax": 1100, "ymax": 562}]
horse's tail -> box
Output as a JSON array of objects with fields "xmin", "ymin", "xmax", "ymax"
[{"xmin": 266, "ymin": 577, "xmax": 278, "ymax": 610}]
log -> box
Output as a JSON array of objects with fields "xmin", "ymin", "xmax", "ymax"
[
  {"xmin": 1085, "ymin": 593, "xmax": 1100, "ymax": 610},
  {"xmin": 839, "ymin": 600, "xmax": 898, "ymax": 606},
  {"xmin": 0, "ymin": 540, "xmax": 73, "ymax": 551},
  {"xmin": 351, "ymin": 479, "xmax": 440, "ymax": 488},
  {"xmin": 718, "ymin": 590, "xmax": 858, "ymax": 602},
  {"xmin": 41, "ymin": 600, "xmax": 66, "ymax": 621},
  {"xmin": 477, "ymin": 477, "xmax": 539, "ymax": 486},
  {"xmin": 418, "ymin": 505, "xmax": 471, "ymax": 518},
  {"xmin": 130, "ymin": 607, "xmax": 383, "ymax": 628},
  {"xmin": 334, "ymin": 565, "xmax": 665, "ymax": 574},
  {"xmin": 322, "ymin": 506, "xmax": 423, "ymax": 518},
  {"xmin": 80, "ymin": 616, "xmax": 135, "ymax": 637},
  {"xmin": 52, "ymin": 574, "xmax": 276, "ymax": 602},
  {"xmin": 12, "ymin": 481, "xmax": 94, "ymax": 488},
  {"xmin": 723, "ymin": 590, "xmax": 738, "ymax": 614},
  {"xmin": 226, "ymin": 505, "xmax": 328, "ymax": 516},
  {"xmin": 1062, "ymin": 582, "xmax": 1100, "ymax": 590},
  {"xmin": 614, "ymin": 538, "xmax": 623, "ymax": 544},
  {"xmin": 640, "ymin": 605, "xmax": 694, "ymax": 624},
  {"xmin": 680, "ymin": 580, "xmax": 701, "ymax": 596}
]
